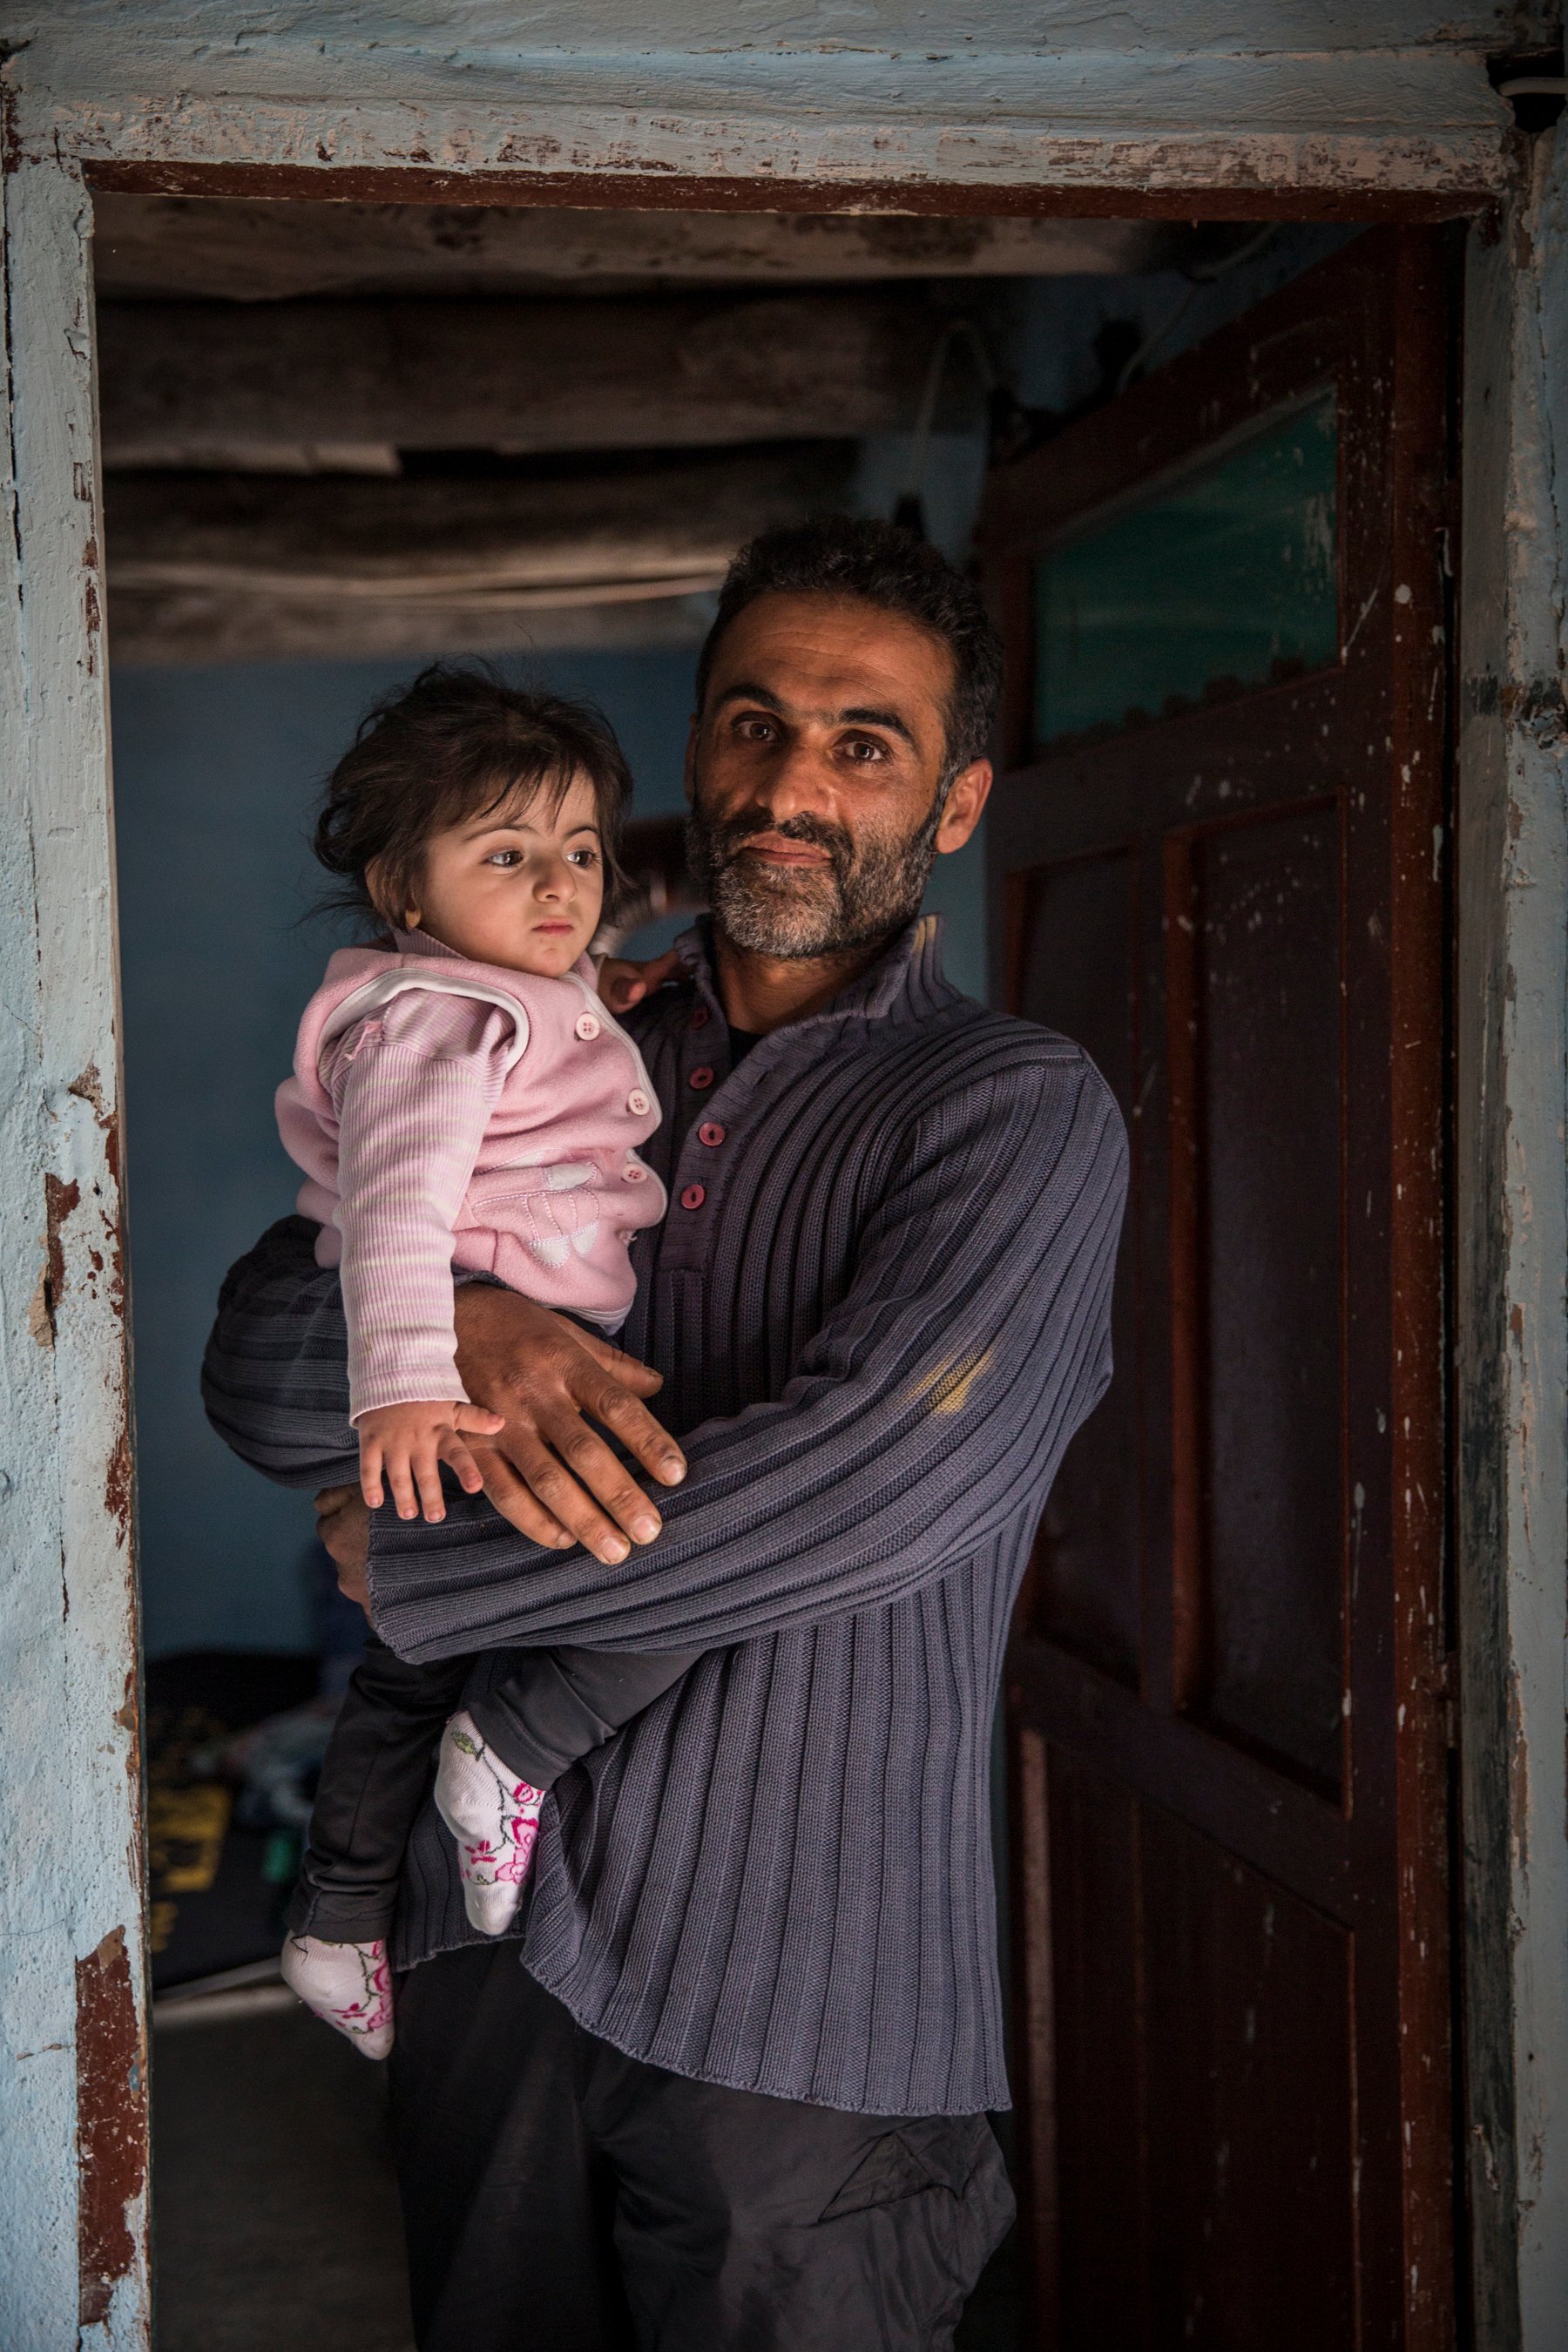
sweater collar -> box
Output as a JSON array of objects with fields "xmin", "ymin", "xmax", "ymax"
[
  {"xmin": 392, "ymin": 925, "xmax": 462, "ymax": 963},
  {"xmin": 387, "ymin": 928, "xmax": 596, "ymax": 990},
  {"xmin": 672, "ymin": 912, "xmax": 950, "ymax": 1033}
]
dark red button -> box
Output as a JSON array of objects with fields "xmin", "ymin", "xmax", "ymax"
[
  {"xmin": 690, "ymin": 1006, "xmax": 710, "ymax": 1029},
  {"xmin": 698, "ymin": 1122, "xmax": 726, "ymax": 1147},
  {"xmin": 689, "ymin": 1066, "xmax": 714, "ymax": 1091},
  {"xmin": 680, "ymin": 1184, "xmax": 706, "ymax": 1210}
]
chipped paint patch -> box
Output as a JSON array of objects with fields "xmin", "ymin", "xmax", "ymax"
[
  {"xmin": 74, "ymin": 1928, "xmax": 147, "ymax": 2329},
  {"xmin": 27, "ymin": 1264, "xmax": 54, "ymax": 1348},
  {"xmin": 104, "ymin": 1419, "xmax": 134, "ymax": 1545},
  {"xmin": 40, "ymin": 1171, "xmax": 79, "ymax": 1346},
  {"xmin": 69, "ymin": 1060, "xmax": 122, "ymax": 1186}
]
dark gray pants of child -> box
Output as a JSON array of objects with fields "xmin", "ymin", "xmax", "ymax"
[{"xmin": 286, "ymin": 1632, "xmax": 698, "ymax": 1943}]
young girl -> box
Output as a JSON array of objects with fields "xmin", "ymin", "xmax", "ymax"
[{"xmin": 274, "ymin": 667, "xmax": 697, "ymax": 2058}]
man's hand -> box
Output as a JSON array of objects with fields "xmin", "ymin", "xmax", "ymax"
[
  {"xmin": 597, "ymin": 946, "xmax": 682, "ymax": 1016},
  {"xmin": 453, "ymin": 1288, "xmax": 686, "ymax": 1561},
  {"xmin": 316, "ymin": 1484, "xmax": 371, "ymax": 1615}
]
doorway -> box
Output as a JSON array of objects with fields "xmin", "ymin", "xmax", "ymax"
[{"xmin": 93, "ymin": 199, "xmax": 1456, "ymax": 2347}]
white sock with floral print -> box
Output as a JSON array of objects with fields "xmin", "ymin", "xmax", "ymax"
[
  {"xmin": 280, "ymin": 1933, "xmax": 395, "ymax": 2060},
  {"xmin": 433, "ymin": 1709, "xmax": 546, "ymax": 1936}
]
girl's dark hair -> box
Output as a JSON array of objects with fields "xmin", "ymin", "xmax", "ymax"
[{"xmin": 314, "ymin": 664, "xmax": 633, "ymax": 930}]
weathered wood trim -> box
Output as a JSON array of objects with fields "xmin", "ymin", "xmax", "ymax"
[
  {"xmin": 89, "ymin": 195, "xmax": 1179, "ymax": 301},
  {"xmin": 78, "ymin": 163, "xmax": 1504, "ymax": 223},
  {"xmin": 1455, "ymin": 162, "xmax": 1568, "ymax": 2352},
  {"xmin": 0, "ymin": 152, "xmax": 147, "ymax": 2349},
  {"xmin": 1384, "ymin": 221, "xmax": 1457, "ymax": 2352}
]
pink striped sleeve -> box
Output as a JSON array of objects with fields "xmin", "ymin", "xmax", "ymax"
[{"xmin": 327, "ymin": 992, "xmax": 515, "ymax": 1421}]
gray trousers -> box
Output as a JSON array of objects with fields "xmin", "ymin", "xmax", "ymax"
[{"xmin": 389, "ymin": 1943, "xmax": 1016, "ymax": 2351}]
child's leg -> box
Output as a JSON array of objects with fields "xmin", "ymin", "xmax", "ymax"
[
  {"xmin": 435, "ymin": 1646, "xmax": 704, "ymax": 1936},
  {"xmin": 285, "ymin": 1635, "xmax": 469, "ymax": 2058},
  {"xmin": 468, "ymin": 1646, "xmax": 706, "ymax": 1788}
]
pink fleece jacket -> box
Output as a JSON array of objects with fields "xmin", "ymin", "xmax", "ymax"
[{"xmin": 276, "ymin": 928, "xmax": 666, "ymax": 1421}]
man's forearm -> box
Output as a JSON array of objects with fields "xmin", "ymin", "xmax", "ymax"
[
  {"xmin": 206, "ymin": 1213, "xmax": 683, "ymax": 1574},
  {"xmin": 368, "ymin": 1061, "xmax": 1126, "ymax": 1665}
]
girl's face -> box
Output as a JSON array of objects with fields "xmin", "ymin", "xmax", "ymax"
[{"xmin": 402, "ymin": 770, "xmax": 606, "ymax": 977}]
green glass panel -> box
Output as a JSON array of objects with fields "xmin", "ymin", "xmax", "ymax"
[{"xmin": 1032, "ymin": 389, "xmax": 1338, "ymax": 749}]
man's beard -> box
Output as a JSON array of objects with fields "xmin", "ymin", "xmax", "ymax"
[{"xmin": 685, "ymin": 781, "xmax": 943, "ymax": 962}]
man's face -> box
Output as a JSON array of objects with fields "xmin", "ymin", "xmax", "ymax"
[{"xmin": 685, "ymin": 591, "xmax": 990, "ymax": 961}]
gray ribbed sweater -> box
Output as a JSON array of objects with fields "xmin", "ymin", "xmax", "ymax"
[{"xmin": 203, "ymin": 916, "xmax": 1126, "ymax": 2115}]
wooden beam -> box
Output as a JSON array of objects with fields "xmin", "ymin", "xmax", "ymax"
[
  {"xmin": 92, "ymin": 194, "xmax": 1181, "ymax": 303},
  {"xmin": 97, "ymin": 293, "xmax": 942, "ymax": 470},
  {"xmin": 104, "ymin": 443, "xmax": 851, "ymax": 666},
  {"xmin": 106, "ymin": 585, "xmax": 720, "ymax": 669},
  {"xmin": 96, "ymin": 289, "xmax": 950, "ymax": 471}
]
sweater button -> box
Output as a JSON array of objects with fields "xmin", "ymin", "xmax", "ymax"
[
  {"xmin": 624, "ymin": 1159, "xmax": 649, "ymax": 1183},
  {"xmin": 698, "ymin": 1122, "xmax": 726, "ymax": 1147},
  {"xmin": 689, "ymin": 1066, "xmax": 714, "ymax": 1091},
  {"xmin": 680, "ymin": 1183, "xmax": 706, "ymax": 1211},
  {"xmin": 575, "ymin": 1011, "xmax": 601, "ymax": 1041},
  {"xmin": 627, "ymin": 1088, "xmax": 651, "ymax": 1115},
  {"xmin": 690, "ymin": 1005, "xmax": 710, "ymax": 1029}
]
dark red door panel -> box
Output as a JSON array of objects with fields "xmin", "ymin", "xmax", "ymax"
[{"xmin": 988, "ymin": 228, "xmax": 1455, "ymax": 2350}]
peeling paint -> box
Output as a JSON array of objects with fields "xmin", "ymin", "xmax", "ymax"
[
  {"xmin": 27, "ymin": 1263, "xmax": 54, "ymax": 1348},
  {"xmin": 3, "ymin": 140, "xmax": 150, "ymax": 2349},
  {"xmin": 103, "ymin": 1419, "xmax": 133, "ymax": 1545},
  {"xmin": 1507, "ymin": 1666, "xmax": 1529, "ymax": 1871},
  {"xmin": 41, "ymin": 1170, "xmax": 79, "ymax": 1346},
  {"xmin": 114, "ymin": 1667, "xmax": 139, "ymax": 1774},
  {"xmin": 73, "ymin": 1927, "xmax": 147, "ymax": 2330}
]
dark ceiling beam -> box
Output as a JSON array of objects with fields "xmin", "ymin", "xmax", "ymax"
[
  {"xmin": 92, "ymin": 195, "xmax": 1181, "ymax": 302},
  {"xmin": 104, "ymin": 442, "xmax": 853, "ymax": 666},
  {"xmin": 97, "ymin": 291, "xmax": 946, "ymax": 470},
  {"xmin": 107, "ymin": 586, "xmax": 720, "ymax": 669}
]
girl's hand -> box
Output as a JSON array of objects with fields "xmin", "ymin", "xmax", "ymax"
[
  {"xmin": 357, "ymin": 1399, "xmax": 507, "ymax": 1524},
  {"xmin": 597, "ymin": 947, "xmax": 682, "ymax": 1014}
]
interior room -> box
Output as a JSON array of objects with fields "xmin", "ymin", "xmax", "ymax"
[{"xmin": 101, "ymin": 195, "xmax": 1384, "ymax": 2348}]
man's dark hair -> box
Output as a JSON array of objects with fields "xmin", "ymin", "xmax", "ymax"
[
  {"xmin": 313, "ymin": 663, "xmax": 632, "ymax": 931},
  {"xmin": 694, "ymin": 516, "xmax": 1004, "ymax": 787}
]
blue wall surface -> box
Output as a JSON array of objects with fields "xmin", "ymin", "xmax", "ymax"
[{"xmin": 113, "ymin": 645, "xmax": 987, "ymax": 1655}]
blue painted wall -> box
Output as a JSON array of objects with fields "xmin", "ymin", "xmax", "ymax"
[{"xmin": 113, "ymin": 644, "xmax": 987, "ymax": 1655}]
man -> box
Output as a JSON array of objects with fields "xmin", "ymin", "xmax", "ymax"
[{"xmin": 205, "ymin": 517, "xmax": 1127, "ymax": 2350}]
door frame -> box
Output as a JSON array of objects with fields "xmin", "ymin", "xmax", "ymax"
[{"xmin": 2, "ymin": 38, "xmax": 1559, "ymax": 2349}]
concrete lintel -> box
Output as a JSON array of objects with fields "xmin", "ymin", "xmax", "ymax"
[{"xmin": 5, "ymin": 17, "xmax": 1519, "ymax": 203}]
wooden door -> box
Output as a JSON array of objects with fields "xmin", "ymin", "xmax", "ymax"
[{"xmin": 983, "ymin": 230, "xmax": 1455, "ymax": 2349}]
